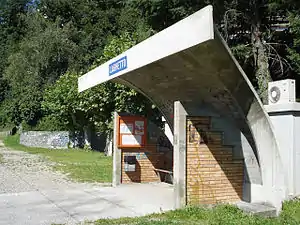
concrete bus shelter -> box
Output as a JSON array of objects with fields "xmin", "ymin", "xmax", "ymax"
[{"xmin": 78, "ymin": 6, "xmax": 288, "ymax": 212}]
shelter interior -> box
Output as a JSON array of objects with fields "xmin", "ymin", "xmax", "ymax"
[
  {"xmin": 117, "ymin": 101, "xmax": 258, "ymax": 205},
  {"xmin": 120, "ymin": 118, "xmax": 173, "ymax": 184}
]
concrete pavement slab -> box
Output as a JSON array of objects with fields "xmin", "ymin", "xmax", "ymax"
[
  {"xmin": 0, "ymin": 141, "xmax": 174, "ymax": 224},
  {"xmin": 0, "ymin": 191, "xmax": 77, "ymax": 225}
]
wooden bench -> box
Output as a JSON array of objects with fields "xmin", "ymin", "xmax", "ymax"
[{"xmin": 154, "ymin": 168, "xmax": 173, "ymax": 184}]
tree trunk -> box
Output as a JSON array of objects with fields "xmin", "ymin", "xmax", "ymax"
[
  {"xmin": 70, "ymin": 113, "xmax": 87, "ymax": 148},
  {"xmin": 252, "ymin": 24, "xmax": 272, "ymax": 104},
  {"xmin": 83, "ymin": 125, "xmax": 92, "ymax": 148},
  {"xmin": 104, "ymin": 132, "xmax": 113, "ymax": 156}
]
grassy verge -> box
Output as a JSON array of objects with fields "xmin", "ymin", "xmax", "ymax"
[
  {"xmin": 0, "ymin": 131, "xmax": 9, "ymax": 140},
  {"xmin": 4, "ymin": 135, "xmax": 112, "ymax": 183},
  {"xmin": 94, "ymin": 201, "xmax": 300, "ymax": 225}
]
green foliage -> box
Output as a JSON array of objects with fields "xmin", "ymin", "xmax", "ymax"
[
  {"xmin": 33, "ymin": 115, "xmax": 66, "ymax": 131},
  {"xmin": 42, "ymin": 32, "xmax": 161, "ymax": 134},
  {"xmin": 101, "ymin": 32, "xmax": 138, "ymax": 62},
  {"xmin": 128, "ymin": 0, "xmax": 284, "ymax": 102},
  {"xmin": 0, "ymin": 0, "xmax": 155, "ymax": 129},
  {"xmin": 42, "ymin": 71, "xmax": 115, "ymax": 133},
  {"xmin": 288, "ymin": 14, "xmax": 300, "ymax": 75},
  {"xmin": 1, "ymin": 0, "xmax": 300, "ymax": 129},
  {"xmin": 100, "ymin": 32, "xmax": 161, "ymax": 123},
  {"xmin": 280, "ymin": 199, "xmax": 300, "ymax": 223},
  {"xmin": 0, "ymin": 0, "xmax": 31, "ymax": 115},
  {"xmin": 3, "ymin": 12, "xmax": 79, "ymax": 125},
  {"xmin": 127, "ymin": 0, "xmax": 207, "ymax": 31},
  {"xmin": 39, "ymin": 0, "xmax": 152, "ymax": 71}
]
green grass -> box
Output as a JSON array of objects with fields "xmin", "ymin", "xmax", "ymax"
[
  {"xmin": 0, "ymin": 131, "xmax": 9, "ymax": 140},
  {"xmin": 4, "ymin": 135, "xmax": 112, "ymax": 183},
  {"xmin": 94, "ymin": 201, "xmax": 300, "ymax": 225}
]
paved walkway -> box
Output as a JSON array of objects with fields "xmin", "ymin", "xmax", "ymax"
[{"xmin": 0, "ymin": 141, "xmax": 174, "ymax": 225}]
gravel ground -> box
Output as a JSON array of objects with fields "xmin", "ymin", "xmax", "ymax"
[{"xmin": 0, "ymin": 140, "xmax": 98, "ymax": 194}]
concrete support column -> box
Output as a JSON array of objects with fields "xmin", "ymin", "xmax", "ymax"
[
  {"xmin": 173, "ymin": 101, "xmax": 188, "ymax": 208},
  {"xmin": 265, "ymin": 103, "xmax": 300, "ymax": 197},
  {"xmin": 162, "ymin": 116, "xmax": 174, "ymax": 145},
  {"xmin": 113, "ymin": 112, "xmax": 122, "ymax": 187}
]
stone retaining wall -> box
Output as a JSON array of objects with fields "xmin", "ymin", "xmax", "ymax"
[{"xmin": 20, "ymin": 131, "xmax": 69, "ymax": 149}]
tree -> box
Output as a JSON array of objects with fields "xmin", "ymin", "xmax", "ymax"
[
  {"xmin": 217, "ymin": 0, "xmax": 294, "ymax": 103},
  {"xmin": 3, "ymin": 12, "xmax": 79, "ymax": 125},
  {"xmin": 0, "ymin": 0, "xmax": 32, "ymax": 105},
  {"xmin": 210, "ymin": 0, "xmax": 300, "ymax": 102},
  {"xmin": 0, "ymin": 0, "xmax": 154, "ymax": 128},
  {"xmin": 288, "ymin": 15, "xmax": 300, "ymax": 75},
  {"xmin": 127, "ymin": 0, "xmax": 208, "ymax": 31},
  {"xmin": 42, "ymin": 72, "xmax": 116, "ymax": 133},
  {"xmin": 42, "ymin": 32, "xmax": 160, "ymax": 147},
  {"xmin": 285, "ymin": 3, "xmax": 300, "ymax": 77},
  {"xmin": 39, "ymin": 0, "xmax": 152, "ymax": 72},
  {"xmin": 2, "ymin": 0, "xmax": 300, "ymax": 130},
  {"xmin": 129, "ymin": 0, "xmax": 300, "ymax": 103},
  {"xmin": 99, "ymin": 32, "xmax": 161, "ymax": 124}
]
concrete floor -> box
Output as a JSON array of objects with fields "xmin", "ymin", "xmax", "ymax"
[
  {"xmin": 0, "ymin": 142, "xmax": 174, "ymax": 225},
  {"xmin": 0, "ymin": 183, "xmax": 174, "ymax": 225}
]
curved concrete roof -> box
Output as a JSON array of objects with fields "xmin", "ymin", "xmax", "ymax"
[{"xmin": 78, "ymin": 5, "xmax": 287, "ymax": 208}]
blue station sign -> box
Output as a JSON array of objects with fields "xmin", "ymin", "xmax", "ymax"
[{"xmin": 109, "ymin": 56, "xmax": 127, "ymax": 76}]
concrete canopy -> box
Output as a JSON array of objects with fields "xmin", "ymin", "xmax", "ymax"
[{"xmin": 78, "ymin": 6, "xmax": 287, "ymax": 209}]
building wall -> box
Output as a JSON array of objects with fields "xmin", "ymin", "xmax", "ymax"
[
  {"xmin": 265, "ymin": 103, "xmax": 300, "ymax": 197},
  {"xmin": 186, "ymin": 117, "xmax": 244, "ymax": 205},
  {"xmin": 121, "ymin": 122, "xmax": 173, "ymax": 184},
  {"xmin": 122, "ymin": 146, "xmax": 166, "ymax": 183},
  {"xmin": 186, "ymin": 103, "xmax": 261, "ymax": 186}
]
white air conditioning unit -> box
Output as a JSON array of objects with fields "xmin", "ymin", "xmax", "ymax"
[{"xmin": 268, "ymin": 79, "xmax": 296, "ymax": 105}]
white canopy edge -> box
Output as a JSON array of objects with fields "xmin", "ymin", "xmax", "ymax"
[{"xmin": 78, "ymin": 5, "xmax": 214, "ymax": 92}]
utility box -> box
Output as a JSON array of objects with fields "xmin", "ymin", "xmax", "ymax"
[
  {"xmin": 124, "ymin": 155, "xmax": 137, "ymax": 172},
  {"xmin": 268, "ymin": 79, "xmax": 296, "ymax": 104}
]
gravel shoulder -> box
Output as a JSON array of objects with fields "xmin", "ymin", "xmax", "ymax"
[{"xmin": 0, "ymin": 140, "xmax": 98, "ymax": 194}]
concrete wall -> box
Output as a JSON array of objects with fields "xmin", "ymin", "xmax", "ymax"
[
  {"xmin": 173, "ymin": 101, "xmax": 187, "ymax": 208},
  {"xmin": 20, "ymin": 130, "xmax": 108, "ymax": 151},
  {"xmin": 20, "ymin": 131, "xmax": 69, "ymax": 149},
  {"xmin": 162, "ymin": 117, "xmax": 173, "ymax": 145},
  {"xmin": 265, "ymin": 103, "xmax": 300, "ymax": 198},
  {"xmin": 113, "ymin": 112, "xmax": 122, "ymax": 187}
]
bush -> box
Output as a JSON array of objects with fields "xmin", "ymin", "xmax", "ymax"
[
  {"xmin": 21, "ymin": 115, "xmax": 67, "ymax": 132},
  {"xmin": 35, "ymin": 115, "xmax": 67, "ymax": 131}
]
